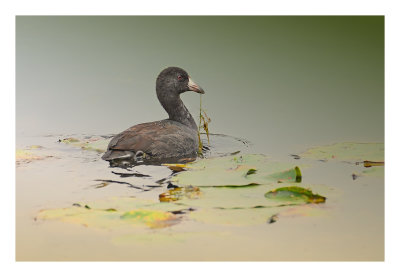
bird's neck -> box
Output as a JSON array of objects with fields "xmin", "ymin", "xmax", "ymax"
[{"xmin": 157, "ymin": 90, "xmax": 197, "ymax": 130}]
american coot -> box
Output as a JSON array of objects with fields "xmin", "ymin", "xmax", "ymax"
[{"xmin": 102, "ymin": 67, "xmax": 205, "ymax": 166}]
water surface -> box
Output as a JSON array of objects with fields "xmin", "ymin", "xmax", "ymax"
[{"xmin": 16, "ymin": 134, "xmax": 384, "ymax": 261}]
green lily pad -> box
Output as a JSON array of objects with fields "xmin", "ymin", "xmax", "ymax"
[
  {"xmin": 300, "ymin": 142, "xmax": 384, "ymax": 162},
  {"xmin": 172, "ymin": 183, "xmax": 328, "ymax": 209},
  {"xmin": 172, "ymin": 154, "xmax": 301, "ymax": 187},
  {"xmin": 245, "ymin": 168, "xmax": 257, "ymax": 176},
  {"xmin": 166, "ymin": 183, "xmax": 328, "ymax": 226},
  {"xmin": 265, "ymin": 186, "xmax": 326, "ymax": 204}
]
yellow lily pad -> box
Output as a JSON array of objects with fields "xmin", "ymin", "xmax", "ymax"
[
  {"xmin": 16, "ymin": 149, "xmax": 47, "ymax": 164},
  {"xmin": 162, "ymin": 163, "xmax": 190, "ymax": 172},
  {"xmin": 121, "ymin": 209, "xmax": 178, "ymax": 228},
  {"xmin": 37, "ymin": 197, "xmax": 183, "ymax": 230},
  {"xmin": 159, "ymin": 186, "xmax": 202, "ymax": 202}
]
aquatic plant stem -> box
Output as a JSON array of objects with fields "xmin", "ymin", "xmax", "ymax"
[{"xmin": 198, "ymin": 95, "xmax": 203, "ymax": 155}]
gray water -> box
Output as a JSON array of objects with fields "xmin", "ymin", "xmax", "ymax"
[
  {"xmin": 16, "ymin": 16, "xmax": 383, "ymax": 151},
  {"xmin": 15, "ymin": 16, "xmax": 384, "ymax": 261}
]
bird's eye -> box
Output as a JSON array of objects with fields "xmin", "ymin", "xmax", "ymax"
[{"xmin": 177, "ymin": 75, "xmax": 183, "ymax": 80}]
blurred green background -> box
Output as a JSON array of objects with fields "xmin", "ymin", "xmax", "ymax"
[{"xmin": 16, "ymin": 16, "xmax": 384, "ymax": 154}]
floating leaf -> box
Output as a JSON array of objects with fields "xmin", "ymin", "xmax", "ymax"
[
  {"xmin": 268, "ymin": 166, "xmax": 302, "ymax": 183},
  {"xmin": 95, "ymin": 182, "xmax": 109, "ymax": 188},
  {"xmin": 265, "ymin": 186, "xmax": 326, "ymax": 204},
  {"xmin": 16, "ymin": 149, "xmax": 41, "ymax": 161},
  {"xmin": 245, "ymin": 169, "xmax": 257, "ymax": 176},
  {"xmin": 159, "ymin": 186, "xmax": 201, "ymax": 202},
  {"xmin": 188, "ymin": 206, "xmax": 284, "ymax": 226},
  {"xmin": 162, "ymin": 163, "xmax": 189, "ymax": 172},
  {"xmin": 37, "ymin": 197, "xmax": 183, "ymax": 230},
  {"xmin": 360, "ymin": 167, "xmax": 384, "ymax": 178},
  {"xmin": 26, "ymin": 145, "xmax": 43, "ymax": 149},
  {"xmin": 279, "ymin": 204, "xmax": 329, "ymax": 218},
  {"xmin": 173, "ymin": 182, "xmax": 330, "ymax": 210},
  {"xmin": 60, "ymin": 137, "xmax": 110, "ymax": 153},
  {"xmin": 61, "ymin": 137, "xmax": 80, "ymax": 143},
  {"xmin": 16, "ymin": 149, "xmax": 49, "ymax": 164},
  {"xmin": 363, "ymin": 161, "xmax": 384, "ymax": 168},
  {"xmin": 120, "ymin": 209, "xmax": 178, "ymax": 228},
  {"xmin": 111, "ymin": 171, "xmax": 150, "ymax": 178},
  {"xmin": 300, "ymin": 142, "xmax": 384, "ymax": 162},
  {"xmin": 172, "ymin": 154, "xmax": 301, "ymax": 187},
  {"xmin": 81, "ymin": 139, "xmax": 110, "ymax": 153},
  {"xmin": 268, "ymin": 214, "xmax": 279, "ymax": 224},
  {"xmin": 174, "ymin": 185, "xmax": 269, "ymax": 209}
]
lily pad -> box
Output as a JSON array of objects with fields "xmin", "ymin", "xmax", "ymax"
[
  {"xmin": 265, "ymin": 186, "xmax": 326, "ymax": 204},
  {"xmin": 37, "ymin": 197, "xmax": 183, "ymax": 230},
  {"xmin": 267, "ymin": 204, "xmax": 329, "ymax": 224},
  {"xmin": 26, "ymin": 145, "xmax": 43, "ymax": 149},
  {"xmin": 279, "ymin": 204, "xmax": 329, "ymax": 217},
  {"xmin": 184, "ymin": 185, "xmax": 326, "ymax": 226},
  {"xmin": 245, "ymin": 168, "xmax": 257, "ymax": 176},
  {"xmin": 61, "ymin": 137, "xmax": 80, "ymax": 143},
  {"xmin": 60, "ymin": 137, "xmax": 110, "ymax": 153},
  {"xmin": 16, "ymin": 149, "xmax": 42, "ymax": 161},
  {"xmin": 16, "ymin": 149, "xmax": 51, "ymax": 164},
  {"xmin": 189, "ymin": 206, "xmax": 284, "ymax": 226},
  {"xmin": 300, "ymin": 142, "xmax": 384, "ymax": 162},
  {"xmin": 173, "ymin": 185, "xmax": 271, "ymax": 209},
  {"xmin": 81, "ymin": 139, "xmax": 110, "ymax": 153},
  {"xmin": 159, "ymin": 186, "xmax": 202, "ymax": 202},
  {"xmin": 120, "ymin": 209, "xmax": 179, "ymax": 228},
  {"xmin": 162, "ymin": 163, "xmax": 189, "ymax": 172},
  {"xmin": 172, "ymin": 154, "xmax": 301, "ymax": 187},
  {"xmin": 362, "ymin": 161, "xmax": 384, "ymax": 168},
  {"xmin": 360, "ymin": 167, "xmax": 384, "ymax": 178},
  {"xmin": 173, "ymin": 183, "xmax": 328, "ymax": 210}
]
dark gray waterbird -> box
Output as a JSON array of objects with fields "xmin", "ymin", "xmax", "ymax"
[{"xmin": 102, "ymin": 67, "xmax": 205, "ymax": 166}]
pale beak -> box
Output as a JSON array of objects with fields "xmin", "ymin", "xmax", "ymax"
[{"xmin": 188, "ymin": 77, "xmax": 205, "ymax": 94}]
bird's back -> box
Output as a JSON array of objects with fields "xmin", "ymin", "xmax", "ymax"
[{"xmin": 102, "ymin": 119, "xmax": 199, "ymax": 163}]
